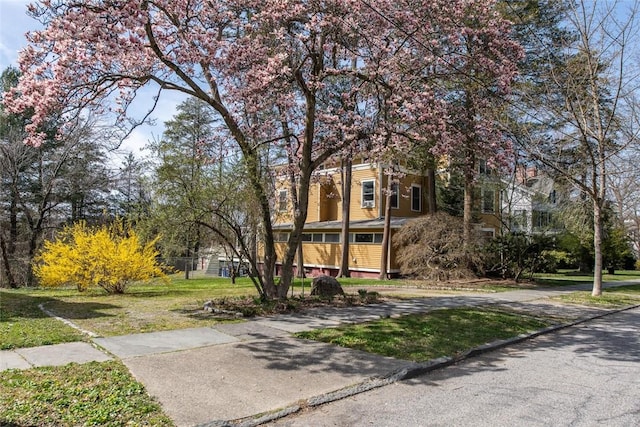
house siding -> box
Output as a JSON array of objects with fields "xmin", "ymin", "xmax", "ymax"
[
  {"xmin": 381, "ymin": 174, "xmax": 426, "ymax": 217},
  {"xmin": 267, "ymin": 161, "xmax": 429, "ymax": 277},
  {"xmin": 350, "ymin": 167, "xmax": 381, "ymax": 220}
]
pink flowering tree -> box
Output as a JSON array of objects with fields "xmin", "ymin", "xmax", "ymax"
[{"xmin": 6, "ymin": 0, "xmax": 521, "ymax": 298}]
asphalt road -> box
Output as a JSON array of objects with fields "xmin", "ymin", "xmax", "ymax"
[{"xmin": 268, "ymin": 307, "xmax": 640, "ymax": 427}]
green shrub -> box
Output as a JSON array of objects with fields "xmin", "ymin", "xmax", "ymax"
[{"xmin": 482, "ymin": 233, "xmax": 555, "ymax": 281}]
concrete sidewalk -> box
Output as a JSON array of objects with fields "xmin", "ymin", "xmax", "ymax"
[
  {"xmin": 1, "ymin": 281, "xmax": 638, "ymax": 426},
  {"xmin": 0, "ymin": 341, "xmax": 111, "ymax": 371}
]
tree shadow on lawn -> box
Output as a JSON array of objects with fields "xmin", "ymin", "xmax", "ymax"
[
  {"xmin": 533, "ymin": 277, "xmax": 594, "ymax": 287},
  {"xmin": 43, "ymin": 299, "xmax": 122, "ymax": 320},
  {"xmin": 1, "ymin": 292, "xmax": 54, "ymax": 320},
  {"xmin": 169, "ymin": 306, "xmax": 245, "ymax": 322},
  {"xmin": 1, "ymin": 291, "xmax": 120, "ymax": 321},
  {"xmin": 119, "ymin": 288, "xmax": 254, "ymax": 299}
]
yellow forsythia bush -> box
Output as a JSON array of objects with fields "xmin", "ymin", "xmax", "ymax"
[{"xmin": 34, "ymin": 221, "xmax": 166, "ymax": 294}]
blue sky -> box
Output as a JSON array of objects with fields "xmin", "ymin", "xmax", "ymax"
[
  {"xmin": 0, "ymin": 0, "xmax": 184, "ymax": 161},
  {"xmin": 0, "ymin": 0, "xmax": 38, "ymax": 70}
]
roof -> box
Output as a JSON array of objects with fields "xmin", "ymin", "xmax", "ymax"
[{"xmin": 273, "ymin": 217, "xmax": 414, "ymax": 231}]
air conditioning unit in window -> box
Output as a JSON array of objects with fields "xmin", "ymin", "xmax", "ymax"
[{"xmin": 363, "ymin": 200, "xmax": 374, "ymax": 208}]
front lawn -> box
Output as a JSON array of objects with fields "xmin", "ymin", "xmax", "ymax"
[
  {"xmin": 0, "ymin": 291, "xmax": 86, "ymax": 350},
  {"xmin": 296, "ymin": 307, "xmax": 555, "ymax": 362},
  {"xmin": 0, "ymin": 361, "xmax": 173, "ymax": 426},
  {"xmin": 1, "ymin": 276, "xmax": 258, "ymax": 342},
  {"xmin": 552, "ymin": 283, "xmax": 640, "ymax": 308},
  {"xmin": 1, "ymin": 275, "xmax": 388, "ymax": 345}
]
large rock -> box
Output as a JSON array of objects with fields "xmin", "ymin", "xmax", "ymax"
[{"xmin": 310, "ymin": 275, "xmax": 344, "ymax": 298}]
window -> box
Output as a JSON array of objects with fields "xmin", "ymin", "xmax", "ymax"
[
  {"xmin": 481, "ymin": 189, "xmax": 495, "ymax": 213},
  {"xmin": 362, "ymin": 180, "xmax": 375, "ymax": 208},
  {"xmin": 411, "ymin": 185, "xmax": 421, "ymax": 212},
  {"xmin": 349, "ymin": 233, "xmax": 383, "ymax": 244},
  {"xmin": 354, "ymin": 233, "xmax": 374, "ymax": 243},
  {"xmin": 274, "ymin": 232, "xmax": 289, "ymax": 242},
  {"xmin": 479, "ymin": 228, "xmax": 495, "ymax": 239},
  {"xmin": 478, "ymin": 159, "xmax": 492, "ymax": 176},
  {"xmin": 324, "ymin": 233, "xmax": 340, "ymax": 243},
  {"xmin": 533, "ymin": 210, "xmax": 553, "ymax": 229},
  {"xmin": 511, "ymin": 210, "xmax": 527, "ymax": 231},
  {"xmin": 390, "ymin": 183, "xmax": 399, "ymax": 209},
  {"xmin": 299, "ymin": 233, "xmax": 340, "ymax": 243},
  {"xmin": 278, "ymin": 190, "xmax": 287, "ymax": 212}
]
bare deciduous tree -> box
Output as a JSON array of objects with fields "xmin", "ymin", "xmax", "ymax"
[{"xmin": 523, "ymin": 0, "xmax": 640, "ymax": 295}]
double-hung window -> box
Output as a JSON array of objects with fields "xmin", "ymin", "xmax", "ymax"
[
  {"xmin": 362, "ymin": 180, "xmax": 375, "ymax": 208},
  {"xmin": 411, "ymin": 185, "xmax": 421, "ymax": 212}
]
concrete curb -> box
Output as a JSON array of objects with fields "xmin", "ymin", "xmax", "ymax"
[
  {"xmin": 38, "ymin": 303, "xmax": 100, "ymax": 338},
  {"xmin": 208, "ymin": 302, "xmax": 640, "ymax": 427}
]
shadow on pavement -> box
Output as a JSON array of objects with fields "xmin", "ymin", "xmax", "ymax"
[
  {"xmin": 400, "ymin": 307, "xmax": 640, "ymax": 388},
  {"xmin": 236, "ymin": 335, "xmax": 408, "ymax": 376}
]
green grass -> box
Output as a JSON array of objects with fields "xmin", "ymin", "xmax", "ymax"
[
  {"xmin": 607, "ymin": 284, "xmax": 640, "ymax": 293},
  {"xmin": 1, "ymin": 275, "xmax": 260, "ymax": 345},
  {"xmin": 0, "ymin": 361, "xmax": 173, "ymax": 426},
  {"xmin": 0, "ymin": 291, "xmax": 86, "ymax": 350},
  {"xmin": 10, "ymin": 269, "xmax": 625, "ymax": 349},
  {"xmin": 296, "ymin": 307, "xmax": 554, "ymax": 362},
  {"xmin": 2, "ymin": 275, "xmax": 393, "ymax": 347},
  {"xmin": 553, "ymin": 283, "xmax": 640, "ymax": 308}
]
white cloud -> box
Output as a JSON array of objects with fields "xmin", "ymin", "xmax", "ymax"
[
  {"xmin": 0, "ymin": 0, "xmax": 40, "ymax": 69},
  {"xmin": 0, "ymin": 1, "xmax": 185, "ymax": 160}
]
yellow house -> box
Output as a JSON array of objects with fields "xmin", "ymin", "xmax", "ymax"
[{"xmin": 272, "ymin": 161, "xmax": 430, "ymax": 278}]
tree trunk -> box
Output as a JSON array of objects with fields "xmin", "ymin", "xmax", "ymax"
[
  {"xmin": 25, "ymin": 211, "xmax": 46, "ymax": 287},
  {"xmin": 249, "ymin": 153, "xmax": 277, "ymax": 299},
  {"xmin": 338, "ymin": 154, "xmax": 352, "ymax": 277},
  {"xmin": 296, "ymin": 239, "xmax": 304, "ymax": 278},
  {"xmin": 9, "ymin": 193, "xmax": 17, "ymax": 255},
  {"xmin": 379, "ymin": 172, "xmax": 393, "ymax": 280},
  {"xmin": 0, "ymin": 233, "xmax": 17, "ymax": 288},
  {"xmin": 426, "ymin": 168, "xmax": 437, "ymax": 214},
  {"xmin": 462, "ymin": 174, "xmax": 474, "ymax": 253},
  {"xmin": 279, "ymin": 166, "xmax": 313, "ymax": 299},
  {"xmin": 278, "ymin": 72, "xmax": 319, "ymax": 298},
  {"xmin": 591, "ymin": 137, "xmax": 607, "ymax": 297},
  {"xmin": 592, "ymin": 199, "xmax": 603, "ymax": 296}
]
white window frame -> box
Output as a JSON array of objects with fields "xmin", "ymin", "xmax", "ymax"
[
  {"xmin": 411, "ymin": 184, "xmax": 422, "ymax": 212},
  {"xmin": 362, "ymin": 180, "xmax": 375, "ymax": 208}
]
